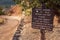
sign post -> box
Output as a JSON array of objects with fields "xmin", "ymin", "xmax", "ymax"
[
  {"xmin": 32, "ymin": 7, "xmax": 55, "ymax": 40},
  {"xmin": 40, "ymin": 29, "xmax": 45, "ymax": 40}
]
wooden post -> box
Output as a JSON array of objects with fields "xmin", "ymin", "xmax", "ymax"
[{"xmin": 40, "ymin": 29, "xmax": 46, "ymax": 40}]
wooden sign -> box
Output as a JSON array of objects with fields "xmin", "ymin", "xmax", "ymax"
[{"xmin": 32, "ymin": 8, "xmax": 55, "ymax": 31}]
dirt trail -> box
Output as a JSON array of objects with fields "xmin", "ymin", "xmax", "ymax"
[{"xmin": 0, "ymin": 16, "xmax": 21, "ymax": 40}]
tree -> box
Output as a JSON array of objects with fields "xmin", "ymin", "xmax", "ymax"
[
  {"xmin": 13, "ymin": 0, "xmax": 60, "ymax": 10},
  {"xmin": 13, "ymin": 0, "xmax": 41, "ymax": 10},
  {"xmin": 13, "ymin": 0, "xmax": 60, "ymax": 16}
]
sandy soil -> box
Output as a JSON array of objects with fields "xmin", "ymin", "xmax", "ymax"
[
  {"xmin": 20, "ymin": 15, "xmax": 60, "ymax": 40},
  {"xmin": 0, "ymin": 16, "xmax": 20, "ymax": 40}
]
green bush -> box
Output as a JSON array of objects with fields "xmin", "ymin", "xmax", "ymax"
[
  {"xmin": 0, "ymin": 6, "xmax": 5, "ymax": 15},
  {"xmin": 0, "ymin": 10, "xmax": 5, "ymax": 15}
]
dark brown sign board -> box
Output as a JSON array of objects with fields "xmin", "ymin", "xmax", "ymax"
[{"xmin": 32, "ymin": 8, "xmax": 55, "ymax": 31}]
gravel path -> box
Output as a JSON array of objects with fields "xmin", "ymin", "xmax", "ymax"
[
  {"xmin": 0, "ymin": 15, "xmax": 22, "ymax": 40},
  {"xmin": 0, "ymin": 19, "xmax": 19, "ymax": 40}
]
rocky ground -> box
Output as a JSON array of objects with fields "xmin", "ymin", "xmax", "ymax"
[
  {"xmin": 19, "ymin": 15, "xmax": 60, "ymax": 40},
  {"xmin": 0, "ymin": 15, "xmax": 60, "ymax": 40}
]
